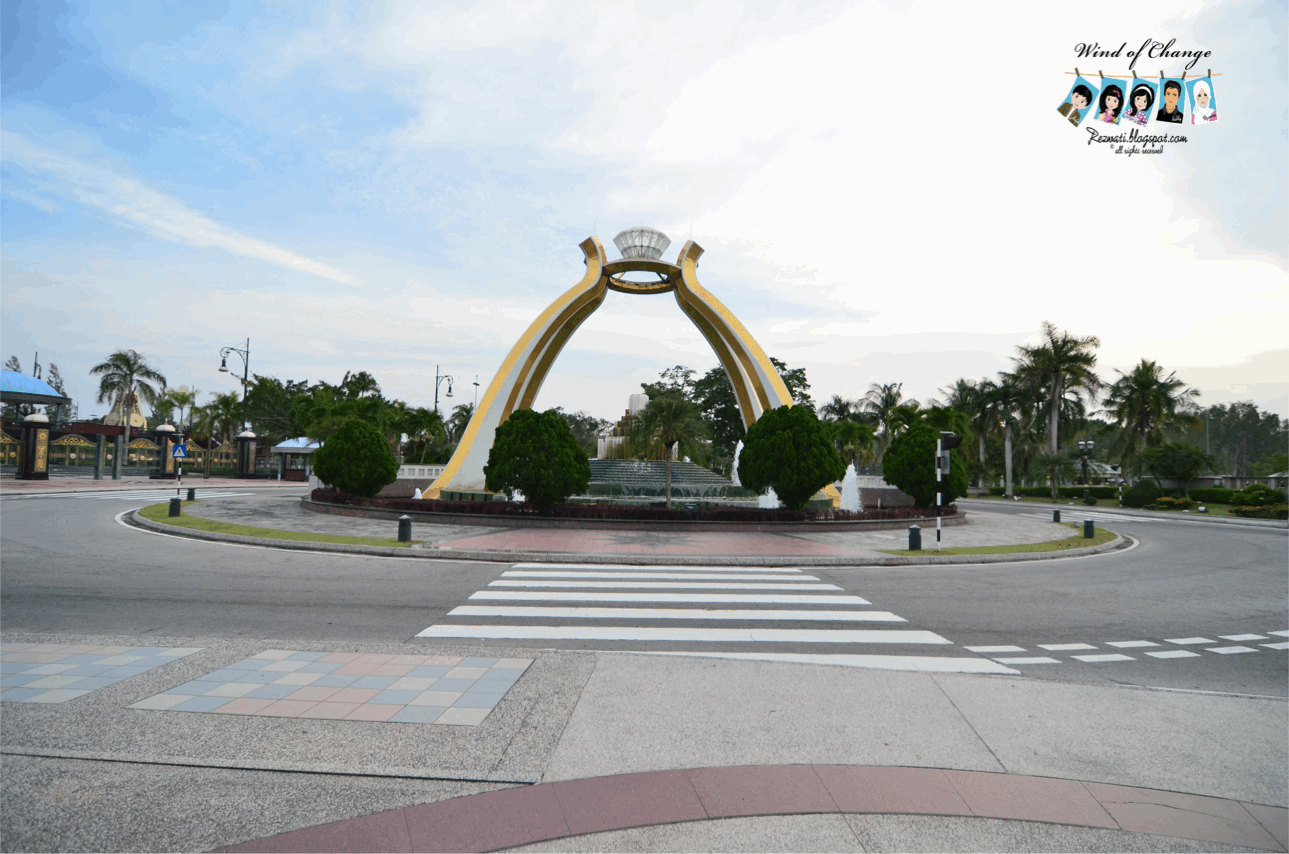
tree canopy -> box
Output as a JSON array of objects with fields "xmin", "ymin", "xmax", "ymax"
[
  {"xmin": 737, "ymin": 405, "xmax": 844, "ymax": 510},
  {"xmin": 484, "ymin": 408, "xmax": 591, "ymax": 506},
  {"xmin": 312, "ymin": 418, "xmax": 399, "ymax": 498},
  {"xmin": 882, "ymin": 418, "xmax": 969, "ymax": 508}
]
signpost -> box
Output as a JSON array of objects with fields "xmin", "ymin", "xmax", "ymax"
[
  {"xmin": 173, "ymin": 443, "xmax": 187, "ymax": 499},
  {"xmin": 935, "ymin": 432, "xmax": 962, "ymax": 551}
]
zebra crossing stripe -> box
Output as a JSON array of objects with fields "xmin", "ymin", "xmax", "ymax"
[
  {"xmin": 488, "ymin": 580, "xmax": 842, "ymax": 590},
  {"xmin": 469, "ymin": 591, "xmax": 871, "ymax": 604},
  {"xmin": 510, "ymin": 563, "xmax": 804, "ymax": 573},
  {"xmin": 415, "ymin": 625, "xmax": 953, "ymax": 643},
  {"xmin": 632, "ymin": 651, "xmax": 1020, "ymax": 675},
  {"xmin": 501, "ymin": 571, "xmax": 809, "ymax": 581},
  {"xmin": 447, "ymin": 606, "xmax": 906, "ymax": 622}
]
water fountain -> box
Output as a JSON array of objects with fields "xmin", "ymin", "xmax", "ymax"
[
  {"xmin": 840, "ymin": 463, "xmax": 862, "ymax": 512},
  {"xmin": 758, "ymin": 487, "xmax": 780, "ymax": 509},
  {"xmin": 730, "ymin": 440, "xmax": 743, "ymax": 486}
]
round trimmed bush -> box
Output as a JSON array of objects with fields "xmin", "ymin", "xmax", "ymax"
[
  {"xmin": 882, "ymin": 420, "xmax": 969, "ymax": 509},
  {"xmin": 1231, "ymin": 483, "xmax": 1284, "ymax": 506},
  {"xmin": 312, "ymin": 419, "xmax": 399, "ymax": 498},
  {"xmin": 484, "ymin": 408, "xmax": 590, "ymax": 507},
  {"xmin": 1122, "ymin": 479, "xmax": 1161, "ymax": 508},
  {"xmin": 738, "ymin": 405, "xmax": 845, "ymax": 511}
]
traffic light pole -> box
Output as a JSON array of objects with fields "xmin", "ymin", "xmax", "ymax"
[{"xmin": 935, "ymin": 435, "xmax": 943, "ymax": 551}]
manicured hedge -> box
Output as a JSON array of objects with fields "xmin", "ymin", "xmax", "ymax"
[
  {"xmin": 310, "ymin": 488, "xmax": 956, "ymax": 522},
  {"xmin": 1231, "ymin": 504, "xmax": 1288, "ymax": 520},
  {"xmin": 1188, "ymin": 488, "xmax": 1235, "ymax": 504},
  {"xmin": 987, "ymin": 486, "xmax": 1118, "ymax": 499}
]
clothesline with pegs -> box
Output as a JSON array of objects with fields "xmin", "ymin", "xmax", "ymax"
[{"xmin": 1067, "ymin": 68, "xmax": 1221, "ymax": 79}]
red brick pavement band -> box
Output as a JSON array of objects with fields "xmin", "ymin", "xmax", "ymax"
[{"xmin": 218, "ymin": 764, "xmax": 1289, "ymax": 853}]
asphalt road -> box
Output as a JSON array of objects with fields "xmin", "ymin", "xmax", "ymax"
[{"xmin": 2, "ymin": 491, "xmax": 1284, "ymax": 698}]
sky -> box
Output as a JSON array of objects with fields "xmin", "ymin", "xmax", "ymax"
[{"xmin": 3, "ymin": 0, "xmax": 1286, "ymax": 427}]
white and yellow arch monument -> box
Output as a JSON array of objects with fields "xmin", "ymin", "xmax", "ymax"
[{"xmin": 426, "ymin": 227, "xmax": 840, "ymax": 506}]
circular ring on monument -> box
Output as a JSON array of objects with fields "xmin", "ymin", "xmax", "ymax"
[{"xmin": 603, "ymin": 258, "xmax": 681, "ymax": 293}]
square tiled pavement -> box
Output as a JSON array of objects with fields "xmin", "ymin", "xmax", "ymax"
[
  {"xmin": 129, "ymin": 650, "xmax": 532, "ymax": 726},
  {"xmin": 0, "ymin": 643, "xmax": 202, "ymax": 704}
]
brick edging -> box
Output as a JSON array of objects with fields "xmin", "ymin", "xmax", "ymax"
[
  {"xmin": 128, "ymin": 510, "xmax": 1126, "ymax": 566},
  {"xmin": 217, "ymin": 764, "xmax": 1289, "ymax": 853},
  {"xmin": 300, "ymin": 497, "xmax": 967, "ymax": 532}
]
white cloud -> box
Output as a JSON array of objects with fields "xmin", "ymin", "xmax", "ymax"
[{"xmin": 1, "ymin": 132, "xmax": 362, "ymax": 286}]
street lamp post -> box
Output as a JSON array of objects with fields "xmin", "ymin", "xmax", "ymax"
[
  {"xmin": 1078, "ymin": 439, "xmax": 1095, "ymax": 505},
  {"xmin": 434, "ymin": 366, "xmax": 454, "ymax": 419},
  {"xmin": 218, "ymin": 339, "xmax": 251, "ymax": 432}
]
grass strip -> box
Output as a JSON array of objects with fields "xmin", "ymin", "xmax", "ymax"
[
  {"xmin": 138, "ymin": 502, "xmax": 416, "ymax": 548},
  {"xmin": 879, "ymin": 523, "xmax": 1117, "ymax": 556}
]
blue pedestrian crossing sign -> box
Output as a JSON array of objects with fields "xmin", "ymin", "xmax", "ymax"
[{"xmin": 172, "ymin": 444, "xmax": 188, "ymax": 459}]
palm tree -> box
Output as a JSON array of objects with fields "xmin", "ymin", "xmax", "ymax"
[
  {"xmin": 90, "ymin": 349, "xmax": 167, "ymax": 448},
  {"xmin": 1014, "ymin": 322, "xmax": 1103, "ymax": 455},
  {"xmin": 403, "ymin": 407, "xmax": 446, "ymax": 464},
  {"xmin": 165, "ymin": 387, "xmax": 199, "ymax": 432},
  {"xmin": 1100, "ymin": 359, "xmax": 1200, "ymax": 476},
  {"xmin": 832, "ymin": 420, "xmax": 877, "ymax": 470},
  {"xmin": 1033, "ymin": 451, "xmax": 1079, "ymax": 501},
  {"xmin": 639, "ymin": 393, "xmax": 708, "ymax": 508},
  {"xmin": 197, "ymin": 392, "xmax": 243, "ymax": 443},
  {"xmin": 819, "ymin": 394, "xmax": 861, "ymax": 422},
  {"xmin": 447, "ymin": 403, "xmax": 475, "ymax": 443},
  {"xmin": 986, "ymin": 373, "xmax": 1030, "ymax": 499},
  {"xmin": 861, "ymin": 382, "xmax": 917, "ymax": 462},
  {"xmin": 940, "ymin": 377, "xmax": 997, "ymax": 485}
]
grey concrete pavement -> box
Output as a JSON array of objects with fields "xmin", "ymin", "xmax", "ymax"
[{"xmin": 2, "ymin": 631, "xmax": 1285, "ymax": 852}]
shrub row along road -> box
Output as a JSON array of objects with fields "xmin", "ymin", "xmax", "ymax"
[{"xmin": 1, "ymin": 490, "xmax": 1284, "ymax": 698}]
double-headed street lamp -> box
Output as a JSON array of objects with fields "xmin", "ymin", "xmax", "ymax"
[
  {"xmin": 218, "ymin": 339, "xmax": 251, "ymax": 434},
  {"xmin": 434, "ymin": 366, "xmax": 454, "ymax": 418},
  {"xmin": 1077, "ymin": 439, "xmax": 1095, "ymax": 505}
]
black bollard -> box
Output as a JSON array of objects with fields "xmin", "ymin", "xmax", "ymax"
[
  {"xmin": 1083, "ymin": 519, "xmax": 1095, "ymax": 538},
  {"xmin": 908, "ymin": 525, "xmax": 921, "ymax": 551},
  {"xmin": 187, "ymin": 487, "xmax": 196, "ymax": 501},
  {"xmin": 398, "ymin": 515, "xmax": 412, "ymax": 543},
  {"xmin": 169, "ymin": 497, "xmax": 182, "ymax": 517},
  {"xmin": 1052, "ymin": 509, "xmax": 1060, "ymax": 523}
]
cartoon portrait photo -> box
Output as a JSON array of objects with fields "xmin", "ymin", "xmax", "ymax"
[
  {"xmin": 1096, "ymin": 80, "xmax": 1126, "ymax": 125},
  {"xmin": 1123, "ymin": 81, "xmax": 1157, "ymax": 127},
  {"xmin": 1188, "ymin": 78, "xmax": 1218, "ymax": 124},
  {"xmin": 1057, "ymin": 77, "xmax": 1098, "ymax": 127},
  {"xmin": 1156, "ymin": 78, "xmax": 1186, "ymax": 124}
]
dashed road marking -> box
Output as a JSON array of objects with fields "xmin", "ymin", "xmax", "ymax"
[
  {"xmin": 1165, "ymin": 637, "xmax": 1214, "ymax": 645},
  {"xmin": 1206, "ymin": 646, "xmax": 1258, "ymax": 654},
  {"xmin": 993, "ymin": 657, "xmax": 1060, "ymax": 664},
  {"xmin": 1038, "ymin": 643, "xmax": 1097, "ymax": 651},
  {"xmin": 1261, "ymin": 642, "xmax": 1289, "ymax": 650},
  {"xmin": 965, "ymin": 645, "xmax": 1027, "ymax": 653},
  {"xmin": 1107, "ymin": 640, "xmax": 1159, "ymax": 648},
  {"xmin": 1073, "ymin": 653, "xmax": 1135, "ymax": 663},
  {"xmin": 1146, "ymin": 650, "xmax": 1202, "ymax": 659},
  {"xmin": 1219, "ymin": 634, "xmax": 1268, "ymax": 642}
]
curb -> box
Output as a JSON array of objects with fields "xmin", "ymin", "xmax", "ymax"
[
  {"xmin": 128, "ymin": 510, "xmax": 1127, "ymax": 566},
  {"xmin": 959, "ymin": 498, "xmax": 1288, "ymax": 529}
]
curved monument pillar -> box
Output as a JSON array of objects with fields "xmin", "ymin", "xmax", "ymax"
[{"xmin": 426, "ymin": 228, "xmax": 840, "ymax": 507}]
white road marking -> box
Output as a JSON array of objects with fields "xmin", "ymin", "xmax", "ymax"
[
  {"xmin": 1072, "ymin": 653, "xmax": 1135, "ymax": 663},
  {"xmin": 1219, "ymin": 634, "xmax": 1268, "ymax": 641},
  {"xmin": 501, "ymin": 571, "xmax": 808, "ymax": 581},
  {"xmin": 510, "ymin": 563, "xmax": 804, "ymax": 573},
  {"xmin": 1019, "ymin": 511, "xmax": 1156, "ymax": 524},
  {"xmin": 93, "ymin": 491, "xmax": 253, "ymax": 501},
  {"xmin": 1261, "ymin": 642, "xmax": 1289, "ymax": 650},
  {"xmin": 1145, "ymin": 650, "xmax": 1201, "ymax": 659},
  {"xmin": 993, "ymin": 657, "xmax": 1060, "ymax": 664},
  {"xmin": 965, "ymin": 645, "xmax": 1027, "ymax": 653},
  {"xmin": 1206, "ymin": 646, "xmax": 1258, "ymax": 654},
  {"xmin": 1165, "ymin": 637, "xmax": 1214, "ymax": 645},
  {"xmin": 1038, "ymin": 643, "xmax": 1097, "ymax": 651},
  {"xmin": 447, "ymin": 606, "xmax": 906, "ymax": 622},
  {"xmin": 488, "ymin": 580, "xmax": 841, "ymax": 590},
  {"xmin": 1107, "ymin": 640, "xmax": 1159, "ymax": 648},
  {"xmin": 415, "ymin": 625, "xmax": 954, "ymax": 644},
  {"xmin": 1269, "ymin": 630, "xmax": 1289, "ymax": 638},
  {"xmin": 469, "ymin": 591, "xmax": 870, "ymax": 604},
  {"xmin": 630, "ymin": 651, "xmax": 1019, "ymax": 675}
]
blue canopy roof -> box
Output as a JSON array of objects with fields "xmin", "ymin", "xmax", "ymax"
[
  {"xmin": 270, "ymin": 436, "xmax": 321, "ymax": 454},
  {"xmin": 0, "ymin": 371, "xmax": 71, "ymax": 405}
]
